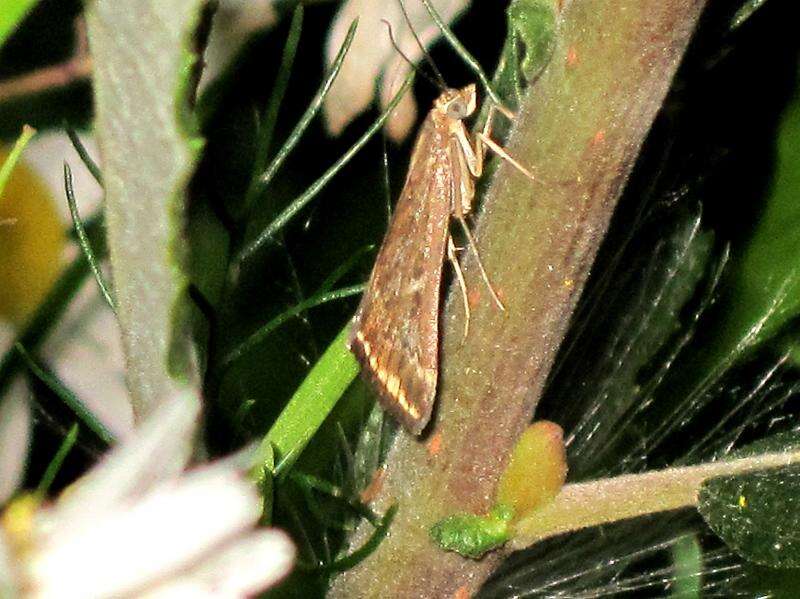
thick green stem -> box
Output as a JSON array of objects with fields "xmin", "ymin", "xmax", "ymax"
[{"xmin": 329, "ymin": 1, "xmax": 707, "ymax": 596}]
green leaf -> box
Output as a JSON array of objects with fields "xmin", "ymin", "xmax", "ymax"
[
  {"xmin": 15, "ymin": 342, "xmax": 115, "ymax": 446},
  {"xmin": 37, "ymin": 423, "xmax": 79, "ymax": 496},
  {"xmin": 0, "ymin": 125, "xmax": 35, "ymax": 199},
  {"xmin": 0, "ymin": 0, "xmax": 38, "ymax": 48},
  {"xmin": 670, "ymin": 535, "xmax": 702, "ymax": 599},
  {"xmin": 86, "ymin": 0, "xmax": 206, "ymax": 420},
  {"xmin": 698, "ymin": 430, "xmax": 800, "ymax": 568},
  {"xmin": 731, "ymin": 0, "xmax": 770, "ymax": 29},
  {"xmin": 699, "ymin": 66, "xmax": 800, "ymax": 372},
  {"xmin": 255, "ymin": 325, "xmax": 360, "ymax": 479},
  {"xmin": 430, "ymin": 504, "xmax": 514, "ymax": 559},
  {"xmin": 507, "ymin": 0, "xmax": 558, "ymax": 83}
]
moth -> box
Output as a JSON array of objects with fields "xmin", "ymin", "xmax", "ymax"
[{"xmin": 349, "ymin": 83, "xmax": 533, "ymax": 435}]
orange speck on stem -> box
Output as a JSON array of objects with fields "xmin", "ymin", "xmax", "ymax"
[
  {"xmin": 427, "ymin": 431, "xmax": 443, "ymax": 458},
  {"xmin": 452, "ymin": 585, "xmax": 470, "ymax": 599},
  {"xmin": 591, "ymin": 130, "xmax": 606, "ymax": 146},
  {"xmin": 566, "ymin": 46, "xmax": 579, "ymax": 67}
]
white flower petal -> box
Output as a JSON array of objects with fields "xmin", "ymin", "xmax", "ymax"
[
  {"xmin": 46, "ymin": 393, "xmax": 200, "ymax": 528},
  {"xmin": 30, "ymin": 466, "xmax": 261, "ymax": 598},
  {"xmin": 143, "ymin": 529, "xmax": 295, "ymax": 598},
  {"xmin": 0, "ymin": 378, "xmax": 31, "ymax": 506},
  {"xmin": 139, "ymin": 581, "xmax": 217, "ymax": 599}
]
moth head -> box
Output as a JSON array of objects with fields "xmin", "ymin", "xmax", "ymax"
[{"xmin": 437, "ymin": 84, "xmax": 477, "ymax": 120}]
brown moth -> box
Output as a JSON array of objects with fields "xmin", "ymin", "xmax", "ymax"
[{"xmin": 349, "ymin": 84, "xmax": 533, "ymax": 435}]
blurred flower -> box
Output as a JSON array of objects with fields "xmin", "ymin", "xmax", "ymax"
[
  {"xmin": 0, "ymin": 132, "xmax": 133, "ymax": 505},
  {"xmin": 199, "ymin": 0, "xmax": 277, "ymax": 92},
  {"xmin": 324, "ymin": 0, "xmax": 469, "ymax": 142},
  {"xmin": 0, "ymin": 395, "xmax": 294, "ymax": 598}
]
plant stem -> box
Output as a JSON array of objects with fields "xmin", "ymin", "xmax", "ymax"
[
  {"xmin": 329, "ymin": 0, "xmax": 708, "ymax": 596},
  {"xmin": 510, "ymin": 449, "xmax": 800, "ymax": 548}
]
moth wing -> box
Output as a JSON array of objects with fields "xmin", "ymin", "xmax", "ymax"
[{"xmin": 350, "ymin": 118, "xmax": 453, "ymax": 435}]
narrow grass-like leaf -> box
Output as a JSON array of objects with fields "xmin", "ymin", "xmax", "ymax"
[
  {"xmin": 237, "ymin": 73, "xmax": 414, "ymax": 263},
  {"xmin": 0, "ymin": 124, "xmax": 36, "ymax": 199},
  {"xmin": 15, "ymin": 343, "xmax": 115, "ymax": 446},
  {"xmin": 255, "ymin": 18, "xmax": 358, "ymax": 195},
  {"xmin": 252, "ymin": 6, "xmax": 304, "ymax": 177},
  {"xmin": 731, "ymin": 0, "xmax": 770, "ymax": 29},
  {"xmin": 352, "ymin": 400, "xmax": 387, "ymax": 493},
  {"xmin": 317, "ymin": 245, "xmax": 375, "ymax": 294},
  {"xmin": 66, "ymin": 128, "xmax": 103, "ymax": 186},
  {"xmin": 256, "ymin": 325, "xmax": 360, "ymax": 479},
  {"xmin": 290, "ymin": 472, "xmax": 381, "ymax": 527},
  {"xmin": 324, "ymin": 504, "xmax": 398, "ymax": 573},
  {"xmin": 221, "ymin": 283, "xmax": 364, "ymax": 370},
  {"xmin": 36, "ymin": 422, "xmax": 79, "ymax": 495},
  {"xmin": 64, "ymin": 163, "xmax": 115, "ymax": 311}
]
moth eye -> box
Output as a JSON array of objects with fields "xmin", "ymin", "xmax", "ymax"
[{"xmin": 447, "ymin": 101, "xmax": 467, "ymax": 119}]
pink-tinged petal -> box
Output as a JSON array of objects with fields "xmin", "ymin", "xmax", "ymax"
[
  {"xmin": 46, "ymin": 281, "xmax": 133, "ymax": 441},
  {"xmin": 323, "ymin": 0, "xmax": 396, "ymax": 136}
]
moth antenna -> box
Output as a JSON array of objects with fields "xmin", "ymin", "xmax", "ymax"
[
  {"xmin": 381, "ymin": 19, "xmax": 444, "ymax": 91},
  {"xmin": 396, "ymin": 0, "xmax": 448, "ymax": 89}
]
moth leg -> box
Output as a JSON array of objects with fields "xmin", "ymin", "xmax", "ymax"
[
  {"xmin": 456, "ymin": 216, "xmax": 505, "ymax": 311},
  {"xmin": 447, "ymin": 235, "xmax": 471, "ymax": 341},
  {"xmin": 454, "ymin": 104, "xmax": 535, "ymax": 184},
  {"xmin": 476, "ymin": 131, "xmax": 536, "ymax": 183},
  {"xmin": 453, "ymin": 123, "xmax": 483, "ymax": 179}
]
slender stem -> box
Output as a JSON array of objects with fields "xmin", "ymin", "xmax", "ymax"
[
  {"xmin": 37, "ymin": 423, "xmax": 80, "ymax": 495},
  {"xmin": 510, "ymin": 449, "xmax": 800, "ymax": 548},
  {"xmin": 242, "ymin": 6, "xmax": 304, "ymax": 215},
  {"xmin": 15, "ymin": 343, "xmax": 115, "ymax": 446},
  {"xmin": 253, "ymin": 18, "xmax": 357, "ymax": 196},
  {"xmin": 221, "ymin": 283, "xmax": 365, "ymax": 370},
  {"xmin": 66, "ymin": 128, "xmax": 103, "ymax": 186}
]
